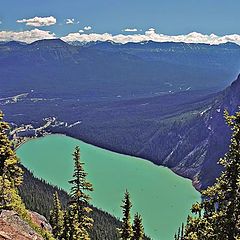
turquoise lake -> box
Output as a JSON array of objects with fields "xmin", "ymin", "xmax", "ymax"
[{"xmin": 17, "ymin": 134, "xmax": 200, "ymax": 239}]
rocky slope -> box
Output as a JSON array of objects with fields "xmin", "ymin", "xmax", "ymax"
[
  {"xmin": 163, "ymin": 74, "xmax": 240, "ymax": 189},
  {"xmin": 18, "ymin": 166, "xmax": 123, "ymax": 240},
  {"xmin": 0, "ymin": 210, "xmax": 51, "ymax": 240}
]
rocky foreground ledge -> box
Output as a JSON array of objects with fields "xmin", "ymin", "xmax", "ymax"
[{"xmin": 0, "ymin": 210, "xmax": 51, "ymax": 240}]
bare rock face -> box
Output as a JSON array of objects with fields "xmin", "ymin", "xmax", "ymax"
[
  {"xmin": 0, "ymin": 210, "xmax": 51, "ymax": 240},
  {"xmin": 29, "ymin": 211, "xmax": 52, "ymax": 233},
  {"xmin": 163, "ymin": 74, "xmax": 240, "ymax": 190}
]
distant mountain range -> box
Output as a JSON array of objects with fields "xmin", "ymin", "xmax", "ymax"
[
  {"xmin": 0, "ymin": 39, "xmax": 239, "ymax": 99},
  {"xmin": 0, "ymin": 39, "xmax": 240, "ymax": 189}
]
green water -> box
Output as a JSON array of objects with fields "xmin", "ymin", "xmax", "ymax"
[{"xmin": 17, "ymin": 134, "xmax": 200, "ymax": 240}]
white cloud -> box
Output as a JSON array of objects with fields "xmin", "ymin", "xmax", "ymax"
[
  {"xmin": 65, "ymin": 18, "xmax": 80, "ymax": 25},
  {"xmin": 147, "ymin": 28, "xmax": 155, "ymax": 32},
  {"xmin": 61, "ymin": 29, "xmax": 240, "ymax": 46},
  {"xmin": 17, "ymin": 16, "xmax": 56, "ymax": 27},
  {"xmin": 0, "ymin": 21, "xmax": 2, "ymax": 24},
  {"xmin": 1, "ymin": 27, "xmax": 240, "ymax": 46},
  {"xmin": 123, "ymin": 28, "xmax": 138, "ymax": 32},
  {"xmin": 66, "ymin": 18, "xmax": 75, "ymax": 25},
  {"xmin": 0, "ymin": 28, "xmax": 56, "ymax": 43},
  {"xmin": 84, "ymin": 26, "xmax": 92, "ymax": 31},
  {"xmin": 62, "ymin": 32, "xmax": 112, "ymax": 42}
]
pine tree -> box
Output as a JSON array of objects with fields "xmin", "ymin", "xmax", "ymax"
[
  {"xmin": 180, "ymin": 223, "xmax": 184, "ymax": 239},
  {"xmin": 210, "ymin": 109, "xmax": 240, "ymax": 239},
  {"xmin": 174, "ymin": 233, "xmax": 178, "ymax": 240},
  {"xmin": 0, "ymin": 111, "xmax": 24, "ymax": 210},
  {"xmin": 175, "ymin": 224, "xmax": 184, "ymax": 240},
  {"xmin": 63, "ymin": 204, "xmax": 82, "ymax": 240},
  {"xmin": 61, "ymin": 210, "xmax": 70, "ymax": 240},
  {"xmin": 183, "ymin": 109, "xmax": 240, "ymax": 240},
  {"xmin": 119, "ymin": 190, "xmax": 133, "ymax": 239},
  {"xmin": 132, "ymin": 213, "xmax": 144, "ymax": 240},
  {"xmin": 0, "ymin": 112, "xmax": 54, "ymax": 239},
  {"xmin": 49, "ymin": 191, "xmax": 64, "ymax": 239},
  {"xmin": 68, "ymin": 146, "xmax": 93, "ymax": 239}
]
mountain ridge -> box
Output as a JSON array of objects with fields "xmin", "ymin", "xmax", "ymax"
[
  {"xmin": 167, "ymin": 74, "xmax": 240, "ymax": 189},
  {"xmin": 0, "ymin": 38, "xmax": 239, "ymax": 99},
  {"xmin": 0, "ymin": 39, "xmax": 239, "ymax": 190},
  {"xmin": 1, "ymin": 38, "xmax": 240, "ymax": 49}
]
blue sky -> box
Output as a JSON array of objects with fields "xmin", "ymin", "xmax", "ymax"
[
  {"xmin": 1, "ymin": 0, "xmax": 239, "ymax": 35},
  {"xmin": 0, "ymin": 0, "xmax": 240, "ymax": 44}
]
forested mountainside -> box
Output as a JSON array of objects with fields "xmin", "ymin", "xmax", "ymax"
[
  {"xmin": 0, "ymin": 39, "xmax": 239, "ymax": 190},
  {"xmin": 0, "ymin": 39, "xmax": 239, "ymax": 99},
  {"xmin": 0, "ymin": 113, "xmax": 151, "ymax": 240},
  {"xmin": 2, "ymin": 75, "xmax": 239, "ymax": 190},
  {"xmin": 177, "ymin": 109, "xmax": 240, "ymax": 239},
  {"xmin": 161, "ymin": 74, "xmax": 240, "ymax": 189},
  {"xmin": 18, "ymin": 166, "xmax": 124, "ymax": 240},
  {"xmin": 49, "ymin": 74, "xmax": 239, "ymax": 190}
]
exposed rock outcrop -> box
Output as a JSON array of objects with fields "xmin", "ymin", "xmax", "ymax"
[
  {"xmin": 0, "ymin": 210, "xmax": 51, "ymax": 240},
  {"xmin": 170, "ymin": 74, "xmax": 240, "ymax": 189}
]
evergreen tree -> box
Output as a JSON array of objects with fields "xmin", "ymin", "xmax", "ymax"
[
  {"xmin": 177, "ymin": 227, "xmax": 181, "ymax": 240},
  {"xmin": 119, "ymin": 190, "xmax": 133, "ymax": 239},
  {"xmin": 209, "ymin": 109, "xmax": 240, "ymax": 239},
  {"xmin": 49, "ymin": 191, "xmax": 64, "ymax": 239},
  {"xmin": 180, "ymin": 223, "xmax": 184, "ymax": 239},
  {"xmin": 183, "ymin": 109, "xmax": 240, "ymax": 240},
  {"xmin": 132, "ymin": 213, "xmax": 144, "ymax": 240},
  {"xmin": 0, "ymin": 111, "xmax": 23, "ymax": 210},
  {"xmin": 68, "ymin": 146, "xmax": 93, "ymax": 239},
  {"xmin": 62, "ymin": 204, "xmax": 82, "ymax": 240},
  {"xmin": 175, "ymin": 224, "xmax": 184, "ymax": 240},
  {"xmin": 174, "ymin": 233, "xmax": 178, "ymax": 240},
  {"xmin": 61, "ymin": 210, "xmax": 70, "ymax": 240},
  {"xmin": 0, "ymin": 112, "xmax": 54, "ymax": 239}
]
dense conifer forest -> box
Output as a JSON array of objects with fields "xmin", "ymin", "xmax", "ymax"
[
  {"xmin": 176, "ymin": 109, "xmax": 240, "ymax": 239},
  {"xmin": 1, "ymin": 108, "xmax": 240, "ymax": 239},
  {"xmin": 18, "ymin": 141, "xmax": 151, "ymax": 239},
  {"xmin": 19, "ymin": 166, "xmax": 122, "ymax": 240},
  {"xmin": 0, "ymin": 111, "xmax": 150, "ymax": 239}
]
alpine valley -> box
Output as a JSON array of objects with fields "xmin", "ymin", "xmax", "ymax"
[
  {"xmin": 1, "ymin": 0, "xmax": 240, "ymax": 239},
  {"xmin": 0, "ymin": 39, "xmax": 240, "ymax": 191}
]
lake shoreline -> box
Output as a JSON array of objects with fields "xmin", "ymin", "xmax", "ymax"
[
  {"xmin": 17, "ymin": 132, "xmax": 200, "ymax": 192},
  {"xmin": 17, "ymin": 134, "xmax": 201, "ymax": 240},
  {"xmin": 17, "ymin": 133, "xmax": 200, "ymax": 239}
]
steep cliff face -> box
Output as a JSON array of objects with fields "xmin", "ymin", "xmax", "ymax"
[
  {"xmin": 198, "ymin": 74, "xmax": 240, "ymax": 188},
  {"xmin": 166, "ymin": 74, "xmax": 240, "ymax": 189},
  {"xmin": 136, "ymin": 74, "xmax": 240, "ymax": 190},
  {"xmin": 0, "ymin": 210, "xmax": 51, "ymax": 240}
]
